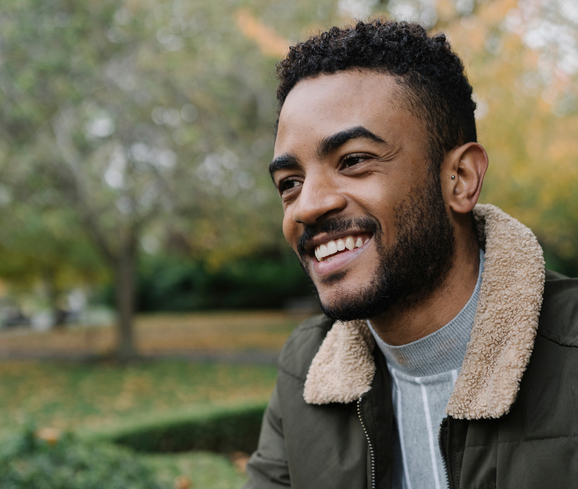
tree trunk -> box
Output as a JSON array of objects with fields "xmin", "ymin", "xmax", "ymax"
[
  {"xmin": 114, "ymin": 235, "xmax": 138, "ymax": 362},
  {"xmin": 43, "ymin": 271, "xmax": 66, "ymax": 329}
]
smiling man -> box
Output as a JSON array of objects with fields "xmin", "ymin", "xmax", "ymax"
[{"xmin": 244, "ymin": 20, "xmax": 578, "ymax": 489}]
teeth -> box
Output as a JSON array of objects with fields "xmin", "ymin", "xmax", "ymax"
[
  {"xmin": 315, "ymin": 235, "xmax": 371, "ymax": 261},
  {"xmin": 327, "ymin": 241, "xmax": 337, "ymax": 255}
]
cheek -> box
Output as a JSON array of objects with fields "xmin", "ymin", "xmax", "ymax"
[
  {"xmin": 354, "ymin": 187, "xmax": 398, "ymax": 241},
  {"xmin": 282, "ymin": 215, "xmax": 297, "ymax": 245}
]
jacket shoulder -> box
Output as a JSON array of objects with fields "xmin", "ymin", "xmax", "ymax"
[
  {"xmin": 277, "ymin": 314, "xmax": 334, "ymax": 383},
  {"xmin": 538, "ymin": 269, "xmax": 578, "ymax": 347}
]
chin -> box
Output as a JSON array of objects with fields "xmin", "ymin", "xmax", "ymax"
[{"xmin": 316, "ymin": 284, "xmax": 388, "ymax": 322}]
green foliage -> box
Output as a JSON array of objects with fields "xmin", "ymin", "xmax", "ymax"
[
  {"xmin": 0, "ymin": 206, "xmax": 104, "ymax": 289},
  {"xmin": 543, "ymin": 245, "xmax": 578, "ymax": 279},
  {"xmin": 0, "ymin": 358, "xmax": 277, "ymax": 488},
  {"xmin": 0, "ymin": 0, "xmax": 339, "ymax": 355},
  {"xmin": 96, "ymin": 403, "xmax": 267, "ymax": 454},
  {"xmin": 0, "ymin": 425, "xmax": 163, "ymax": 489},
  {"xmin": 94, "ymin": 250, "xmax": 312, "ymax": 311},
  {"xmin": 137, "ymin": 251, "xmax": 311, "ymax": 311}
]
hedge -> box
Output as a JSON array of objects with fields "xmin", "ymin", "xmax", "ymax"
[
  {"xmin": 92, "ymin": 402, "xmax": 267, "ymax": 454},
  {"xmin": 0, "ymin": 426, "xmax": 163, "ymax": 489}
]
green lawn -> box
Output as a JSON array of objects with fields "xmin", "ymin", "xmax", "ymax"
[
  {"xmin": 145, "ymin": 451, "xmax": 249, "ymax": 489},
  {"xmin": 0, "ymin": 360, "xmax": 277, "ymax": 435},
  {"xmin": 0, "ymin": 311, "xmax": 300, "ymax": 488},
  {"xmin": 0, "ymin": 360, "xmax": 277, "ymax": 488}
]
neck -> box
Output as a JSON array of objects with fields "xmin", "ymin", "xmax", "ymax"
[{"xmin": 370, "ymin": 238, "xmax": 480, "ymax": 346}]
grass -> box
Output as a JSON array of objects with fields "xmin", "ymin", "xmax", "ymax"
[
  {"xmin": 0, "ymin": 360, "xmax": 277, "ymax": 437},
  {"xmin": 0, "ymin": 360, "xmax": 274, "ymax": 488},
  {"xmin": 145, "ymin": 451, "xmax": 248, "ymax": 488},
  {"xmin": 0, "ymin": 310, "xmax": 304, "ymax": 487}
]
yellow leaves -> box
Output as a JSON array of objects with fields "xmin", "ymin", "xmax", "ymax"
[
  {"xmin": 174, "ymin": 475, "xmax": 192, "ymax": 489},
  {"xmin": 477, "ymin": 0, "xmax": 518, "ymax": 26},
  {"xmin": 546, "ymin": 137, "xmax": 578, "ymax": 166},
  {"xmin": 436, "ymin": 0, "xmax": 458, "ymax": 24},
  {"xmin": 230, "ymin": 451, "xmax": 250, "ymax": 474},
  {"xmin": 448, "ymin": 4, "xmax": 577, "ymax": 254},
  {"xmin": 235, "ymin": 9, "xmax": 290, "ymax": 59},
  {"xmin": 36, "ymin": 427, "xmax": 62, "ymax": 445}
]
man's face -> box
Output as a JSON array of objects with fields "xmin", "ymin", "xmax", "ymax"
[{"xmin": 271, "ymin": 71, "xmax": 455, "ymax": 320}]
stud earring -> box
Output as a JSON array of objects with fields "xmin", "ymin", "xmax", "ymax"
[{"xmin": 451, "ymin": 175, "xmax": 456, "ymax": 180}]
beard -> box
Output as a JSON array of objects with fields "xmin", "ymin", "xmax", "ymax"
[{"xmin": 297, "ymin": 168, "xmax": 455, "ymax": 321}]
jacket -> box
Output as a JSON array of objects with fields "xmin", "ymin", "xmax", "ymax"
[{"xmin": 244, "ymin": 204, "xmax": 578, "ymax": 488}]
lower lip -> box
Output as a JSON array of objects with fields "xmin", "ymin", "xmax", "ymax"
[{"xmin": 311, "ymin": 239, "xmax": 371, "ymax": 277}]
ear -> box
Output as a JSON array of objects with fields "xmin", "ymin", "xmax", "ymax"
[{"xmin": 442, "ymin": 142, "xmax": 488, "ymax": 215}]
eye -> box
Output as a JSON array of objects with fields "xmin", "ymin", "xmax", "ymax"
[
  {"xmin": 341, "ymin": 153, "xmax": 370, "ymax": 168},
  {"xmin": 277, "ymin": 177, "xmax": 301, "ymax": 195}
]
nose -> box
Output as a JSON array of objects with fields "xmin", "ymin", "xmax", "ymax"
[{"xmin": 292, "ymin": 174, "xmax": 347, "ymax": 225}]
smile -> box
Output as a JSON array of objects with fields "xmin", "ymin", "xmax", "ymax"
[{"xmin": 314, "ymin": 234, "xmax": 371, "ymax": 262}]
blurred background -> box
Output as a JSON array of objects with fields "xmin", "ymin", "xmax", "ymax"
[{"xmin": 0, "ymin": 0, "xmax": 576, "ymax": 487}]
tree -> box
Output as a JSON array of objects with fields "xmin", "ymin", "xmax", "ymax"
[
  {"xmin": 0, "ymin": 0, "xmax": 342, "ymax": 359},
  {"xmin": 437, "ymin": 0, "xmax": 578, "ymax": 273},
  {"xmin": 2, "ymin": 0, "xmax": 575, "ymax": 361},
  {"xmin": 319, "ymin": 0, "xmax": 578, "ymax": 273},
  {"xmin": 0, "ymin": 202, "xmax": 103, "ymax": 325},
  {"xmin": 0, "ymin": 0, "xmax": 275, "ymax": 359}
]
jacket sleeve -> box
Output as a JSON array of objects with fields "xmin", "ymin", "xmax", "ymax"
[{"xmin": 243, "ymin": 385, "xmax": 291, "ymax": 488}]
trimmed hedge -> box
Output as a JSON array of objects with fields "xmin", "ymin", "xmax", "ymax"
[
  {"xmin": 0, "ymin": 426, "xmax": 163, "ymax": 489},
  {"xmin": 94, "ymin": 403, "xmax": 267, "ymax": 454}
]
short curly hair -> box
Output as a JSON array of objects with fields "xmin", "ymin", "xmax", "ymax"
[{"xmin": 276, "ymin": 20, "xmax": 477, "ymax": 167}]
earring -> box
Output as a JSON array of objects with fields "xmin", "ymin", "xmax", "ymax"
[{"xmin": 451, "ymin": 175, "xmax": 456, "ymax": 180}]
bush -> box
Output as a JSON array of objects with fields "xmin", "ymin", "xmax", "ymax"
[
  {"xmin": 136, "ymin": 252, "xmax": 312, "ymax": 312},
  {"xmin": 96, "ymin": 250, "xmax": 313, "ymax": 312},
  {"xmin": 0, "ymin": 425, "xmax": 163, "ymax": 489},
  {"xmin": 97, "ymin": 403, "xmax": 267, "ymax": 454}
]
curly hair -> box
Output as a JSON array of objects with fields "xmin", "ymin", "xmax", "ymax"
[{"xmin": 276, "ymin": 20, "xmax": 477, "ymax": 167}]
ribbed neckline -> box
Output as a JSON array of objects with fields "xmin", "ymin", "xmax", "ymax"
[{"xmin": 368, "ymin": 249, "xmax": 485, "ymax": 377}]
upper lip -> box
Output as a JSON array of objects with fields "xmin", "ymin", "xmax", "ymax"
[{"xmin": 304, "ymin": 229, "xmax": 372, "ymax": 255}]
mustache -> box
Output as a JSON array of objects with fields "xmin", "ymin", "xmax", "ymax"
[{"xmin": 297, "ymin": 217, "xmax": 380, "ymax": 258}]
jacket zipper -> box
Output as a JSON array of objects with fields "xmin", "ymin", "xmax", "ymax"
[
  {"xmin": 357, "ymin": 395, "xmax": 376, "ymax": 489},
  {"xmin": 438, "ymin": 417, "xmax": 454, "ymax": 489}
]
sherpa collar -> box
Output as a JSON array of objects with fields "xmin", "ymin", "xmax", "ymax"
[{"xmin": 303, "ymin": 204, "xmax": 546, "ymax": 420}]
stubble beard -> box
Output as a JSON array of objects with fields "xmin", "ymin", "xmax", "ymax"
[{"xmin": 299, "ymin": 169, "xmax": 456, "ymax": 322}]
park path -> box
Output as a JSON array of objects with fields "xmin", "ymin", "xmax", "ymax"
[{"xmin": 0, "ymin": 310, "xmax": 303, "ymax": 364}]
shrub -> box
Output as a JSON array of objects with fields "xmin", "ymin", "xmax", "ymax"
[
  {"xmin": 95, "ymin": 250, "xmax": 313, "ymax": 312},
  {"xmin": 0, "ymin": 425, "xmax": 163, "ymax": 489},
  {"xmin": 97, "ymin": 403, "xmax": 267, "ymax": 454}
]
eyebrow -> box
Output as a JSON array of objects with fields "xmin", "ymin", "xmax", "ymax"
[
  {"xmin": 269, "ymin": 153, "xmax": 300, "ymax": 180},
  {"xmin": 318, "ymin": 126, "xmax": 387, "ymax": 158}
]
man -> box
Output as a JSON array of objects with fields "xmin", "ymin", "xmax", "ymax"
[{"xmin": 245, "ymin": 20, "xmax": 578, "ymax": 489}]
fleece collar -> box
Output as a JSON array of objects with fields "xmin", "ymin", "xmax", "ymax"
[{"xmin": 303, "ymin": 204, "xmax": 546, "ymax": 420}]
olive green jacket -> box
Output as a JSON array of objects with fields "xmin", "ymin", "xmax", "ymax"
[{"xmin": 245, "ymin": 205, "xmax": 578, "ymax": 488}]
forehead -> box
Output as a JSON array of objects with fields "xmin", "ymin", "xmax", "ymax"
[{"xmin": 274, "ymin": 71, "xmax": 427, "ymax": 156}]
